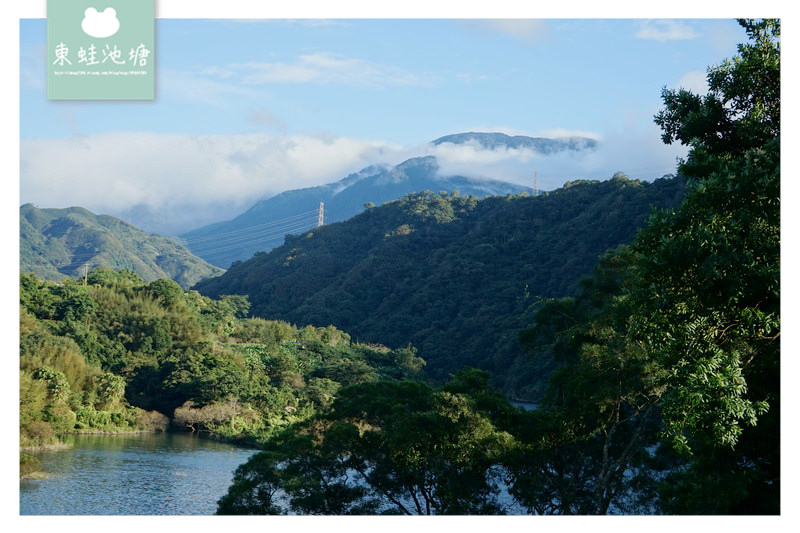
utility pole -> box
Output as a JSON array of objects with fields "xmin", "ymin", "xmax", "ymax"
[
  {"xmin": 317, "ymin": 202, "xmax": 325, "ymax": 227},
  {"xmin": 533, "ymin": 169, "xmax": 539, "ymax": 196}
]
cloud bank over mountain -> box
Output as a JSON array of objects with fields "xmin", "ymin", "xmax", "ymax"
[
  {"xmin": 20, "ymin": 127, "xmax": 686, "ymax": 234},
  {"xmin": 21, "ymin": 133, "xmax": 403, "ymax": 230}
]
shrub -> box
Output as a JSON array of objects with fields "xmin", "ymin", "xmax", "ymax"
[
  {"xmin": 21, "ymin": 420, "xmax": 55, "ymax": 447},
  {"xmin": 20, "ymin": 453, "xmax": 42, "ymax": 478},
  {"xmin": 132, "ymin": 408, "xmax": 169, "ymax": 431},
  {"xmin": 42, "ymin": 403, "xmax": 77, "ymax": 433}
]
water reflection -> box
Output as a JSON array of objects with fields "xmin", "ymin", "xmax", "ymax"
[
  {"xmin": 509, "ymin": 400, "xmax": 538, "ymax": 411},
  {"xmin": 20, "ymin": 432, "xmax": 256, "ymax": 515}
]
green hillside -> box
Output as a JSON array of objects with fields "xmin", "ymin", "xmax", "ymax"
[
  {"xmin": 179, "ymin": 132, "xmax": 596, "ymax": 269},
  {"xmin": 179, "ymin": 155, "xmax": 534, "ymax": 269},
  {"xmin": 194, "ymin": 174, "xmax": 686, "ymax": 398},
  {"xmin": 20, "ymin": 204, "xmax": 224, "ymax": 288},
  {"xmin": 20, "ymin": 269, "xmax": 423, "ymax": 449}
]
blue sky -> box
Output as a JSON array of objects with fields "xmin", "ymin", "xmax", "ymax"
[
  {"xmin": 6, "ymin": 8, "xmax": 798, "ymax": 518},
  {"xmin": 21, "ymin": 18, "xmax": 743, "ymax": 143},
  {"xmin": 19, "ymin": 17, "xmax": 749, "ymax": 233}
]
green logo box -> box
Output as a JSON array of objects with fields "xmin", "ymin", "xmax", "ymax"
[{"xmin": 47, "ymin": 0, "xmax": 154, "ymax": 100}]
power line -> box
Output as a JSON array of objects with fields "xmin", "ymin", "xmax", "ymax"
[
  {"xmin": 186, "ymin": 220, "xmax": 319, "ymax": 255},
  {"xmin": 182, "ymin": 214, "xmax": 318, "ymax": 249},
  {"xmin": 190, "ymin": 203, "xmax": 325, "ymax": 256},
  {"xmin": 186, "ymin": 216, "xmax": 317, "ymax": 250},
  {"xmin": 183, "ymin": 208, "xmax": 320, "ymax": 244},
  {"xmin": 187, "ymin": 219, "xmax": 318, "ymax": 254}
]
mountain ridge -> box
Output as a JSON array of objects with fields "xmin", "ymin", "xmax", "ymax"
[
  {"xmin": 178, "ymin": 131, "xmax": 600, "ymax": 268},
  {"xmin": 20, "ymin": 203, "xmax": 224, "ymax": 288},
  {"xmin": 179, "ymin": 154, "xmax": 535, "ymax": 268},
  {"xmin": 432, "ymin": 131, "xmax": 598, "ymax": 152},
  {"xmin": 193, "ymin": 174, "xmax": 686, "ymax": 398}
]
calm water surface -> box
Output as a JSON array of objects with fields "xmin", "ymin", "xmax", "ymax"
[
  {"xmin": 20, "ymin": 432, "xmax": 256, "ymax": 515},
  {"xmin": 509, "ymin": 400, "xmax": 538, "ymax": 411}
]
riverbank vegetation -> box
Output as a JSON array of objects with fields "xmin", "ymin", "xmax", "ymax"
[
  {"xmin": 20, "ymin": 267, "xmax": 424, "ymax": 449},
  {"xmin": 21, "ymin": 19, "xmax": 778, "ymax": 515},
  {"xmin": 215, "ymin": 19, "xmax": 779, "ymax": 514}
]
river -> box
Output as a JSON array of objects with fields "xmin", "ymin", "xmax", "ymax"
[
  {"xmin": 509, "ymin": 400, "xmax": 538, "ymax": 411},
  {"xmin": 20, "ymin": 432, "xmax": 256, "ymax": 515}
]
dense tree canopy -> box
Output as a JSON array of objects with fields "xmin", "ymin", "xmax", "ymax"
[
  {"xmin": 20, "ymin": 268, "xmax": 425, "ymax": 448},
  {"xmin": 22, "ymin": 19, "xmax": 779, "ymax": 516},
  {"xmin": 518, "ymin": 18, "xmax": 780, "ymax": 514},
  {"xmin": 195, "ymin": 176, "xmax": 685, "ymax": 399},
  {"xmin": 218, "ymin": 370, "xmax": 522, "ymax": 515}
]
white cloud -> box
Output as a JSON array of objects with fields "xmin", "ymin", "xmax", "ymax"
[
  {"xmin": 635, "ymin": 20, "xmax": 698, "ymax": 42},
  {"xmin": 205, "ymin": 52, "xmax": 430, "ymax": 88},
  {"xmin": 246, "ymin": 109, "xmax": 288, "ymax": 131},
  {"xmin": 20, "ymin": 132, "xmax": 405, "ymax": 230},
  {"xmin": 532, "ymin": 128, "xmax": 602, "ymax": 141},
  {"xmin": 675, "ymin": 70, "xmax": 709, "ymax": 94},
  {"xmin": 160, "ymin": 68, "xmax": 260, "ymax": 107},
  {"xmin": 466, "ymin": 19, "xmax": 550, "ymax": 43},
  {"xmin": 426, "ymin": 127, "xmax": 685, "ymax": 190},
  {"xmin": 455, "ymin": 73, "xmax": 488, "ymax": 82},
  {"xmin": 437, "ymin": 127, "xmax": 602, "ymax": 141},
  {"xmin": 425, "ymin": 139, "xmax": 568, "ymax": 187},
  {"xmin": 20, "ymin": 128, "xmax": 688, "ymax": 235}
]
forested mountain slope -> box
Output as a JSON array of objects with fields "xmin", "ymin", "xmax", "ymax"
[
  {"xmin": 20, "ymin": 204, "xmax": 223, "ymax": 288},
  {"xmin": 195, "ymin": 174, "xmax": 685, "ymax": 398},
  {"xmin": 179, "ymin": 132, "xmax": 598, "ymax": 269},
  {"xmin": 179, "ymin": 155, "xmax": 533, "ymax": 269}
]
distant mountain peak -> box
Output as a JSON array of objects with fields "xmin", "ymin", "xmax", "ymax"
[
  {"xmin": 175, "ymin": 132, "xmax": 599, "ymax": 269},
  {"xmin": 378, "ymin": 156, "xmax": 439, "ymax": 185},
  {"xmin": 431, "ymin": 132, "xmax": 598, "ymax": 153},
  {"xmin": 337, "ymin": 164, "xmax": 389, "ymax": 187}
]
